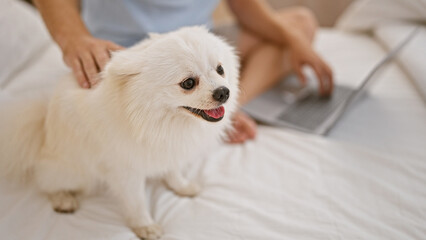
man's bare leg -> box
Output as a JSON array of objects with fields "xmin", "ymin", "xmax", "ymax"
[{"xmin": 228, "ymin": 7, "xmax": 318, "ymax": 143}]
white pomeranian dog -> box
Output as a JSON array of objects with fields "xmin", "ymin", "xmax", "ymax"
[{"xmin": 0, "ymin": 26, "xmax": 239, "ymax": 239}]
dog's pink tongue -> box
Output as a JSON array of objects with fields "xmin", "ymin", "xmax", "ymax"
[{"xmin": 204, "ymin": 106, "xmax": 225, "ymax": 119}]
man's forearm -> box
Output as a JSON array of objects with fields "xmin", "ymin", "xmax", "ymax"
[
  {"xmin": 227, "ymin": 0, "xmax": 297, "ymax": 46},
  {"xmin": 34, "ymin": 0, "xmax": 90, "ymax": 48}
]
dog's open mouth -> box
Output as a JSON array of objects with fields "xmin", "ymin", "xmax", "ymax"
[{"xmin": 183, "ymin": 106, "xmax": 225, "ymax": 122}]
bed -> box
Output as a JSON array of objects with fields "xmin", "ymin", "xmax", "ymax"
[{"xmin": 1, "ymin": 1, "xmax": 425, "ymax": 239}]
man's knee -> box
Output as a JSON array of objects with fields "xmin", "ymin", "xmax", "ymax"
[
  {"xmin": 277, "ymin": 6, "xmax": 318, "ymax": 41},
  {"xmin": 291, "ymin": 6, "xmax": 317, "ymax": 28}
]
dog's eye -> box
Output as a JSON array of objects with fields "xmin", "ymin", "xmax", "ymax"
[
  {"xmin": 216, "ymin": 65, "xmax": 224, "ymax": 76},
  {"xmin": 180, "ymin": 78, "xmax": 196, "ymax": 90}
]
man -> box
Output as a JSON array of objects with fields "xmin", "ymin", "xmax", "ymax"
[{"xmin": 34, "ymin": 0, "xmax": 333, "ymax": 143}]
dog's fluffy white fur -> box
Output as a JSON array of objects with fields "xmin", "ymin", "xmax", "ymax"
[{"xmin": 0, "ymin": 26, "xmax": 239, "ymax": 239}]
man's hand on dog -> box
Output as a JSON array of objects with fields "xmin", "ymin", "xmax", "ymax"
[{"xmin": 60, "ymin": 35, "xmax": 123, "ymax": 88}]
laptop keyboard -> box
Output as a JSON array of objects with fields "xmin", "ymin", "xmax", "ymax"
[{"xmin": 278, "ymin": 85, "xmax": 354, "ymax": 131}]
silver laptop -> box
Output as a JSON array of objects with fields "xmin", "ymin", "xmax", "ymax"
[{"xmin": 243, "ymin": 28, "xmax": 419, "ymax": 135}]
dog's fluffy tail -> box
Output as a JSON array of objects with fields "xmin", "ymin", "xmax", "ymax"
[{"xmin": 0, "ymin": 92, "xmax": 47, "ymax": 182}]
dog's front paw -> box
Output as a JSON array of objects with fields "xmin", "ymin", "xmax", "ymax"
[
  {"xmin": 132, "ymin": 224, "xmax": 162, "ymax": 240},
  {"xmin": 173, "ymin": 182, "xmax": 201, "ymax": 197}
]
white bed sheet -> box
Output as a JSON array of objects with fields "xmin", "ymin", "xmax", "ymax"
[{"xmin": 1, "ymin": 29, "xmax": 425, "ymax": 240}]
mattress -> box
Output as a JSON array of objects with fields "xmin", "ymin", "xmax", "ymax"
[{"xmin": 1, "ymin": 10, "xmax": 425, "ymax": 240}]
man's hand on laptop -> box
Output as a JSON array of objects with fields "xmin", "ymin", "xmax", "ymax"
[{"xmin": 288, "ymin": 36, "xmax": 334, "ymax": 97}]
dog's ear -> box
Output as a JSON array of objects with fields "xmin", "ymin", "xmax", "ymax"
[
  {"xmin": 104, "ymin": 33, "xmax": 163, "ymax": 77},
  {"xmin": 104, "ymin": 50, "xmax": 143, "ymax": 77},
  {"xmin": 148, "ymin": 33, "xmax": 162, "ymax": 40},
  {"xmin": 104, "ymin": 38, "xmax": 156, "ymax": 77}
]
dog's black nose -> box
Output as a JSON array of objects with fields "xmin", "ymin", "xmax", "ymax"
[{"xmin": 212, "ymin": 86, "xmax": 230, "ymax": 103}]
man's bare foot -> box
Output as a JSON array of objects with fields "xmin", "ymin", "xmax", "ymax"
[{"xmin": 227, "ymin": 111, "xmax": 257, "ymax": 144}]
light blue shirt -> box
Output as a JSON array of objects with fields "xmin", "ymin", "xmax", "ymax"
[{"xmin": 82, "ymin": 0, "xmax": 220, "ymax": 47}]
